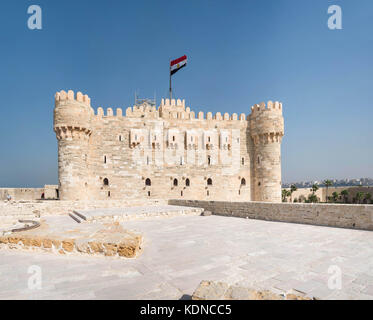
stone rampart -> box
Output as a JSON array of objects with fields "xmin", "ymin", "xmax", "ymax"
[{"xmin": 168, "ymin": 199, "xmax": 373, "ymax": 231}]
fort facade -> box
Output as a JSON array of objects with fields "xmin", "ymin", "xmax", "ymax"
[{"xmin": 53, "ymin": 90, "xmax": 284, "ymax": 202}]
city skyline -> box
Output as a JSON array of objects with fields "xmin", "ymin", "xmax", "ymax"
[{"xmin": 0, "ymin": 0, "xmax": 372, "ymax": 187}]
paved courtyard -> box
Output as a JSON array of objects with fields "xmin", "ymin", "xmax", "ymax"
[{"xmin": 0, "ymin": 215, "xmax": 373, "ymax": 300}]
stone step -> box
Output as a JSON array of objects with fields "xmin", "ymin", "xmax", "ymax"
[
  {"xmin": 68, "ymin": 212, "xmax": 82, "ymax": 224},
  {"xmin": 72, "ymin": 210, "xmax": 87, "ymax": 221}
]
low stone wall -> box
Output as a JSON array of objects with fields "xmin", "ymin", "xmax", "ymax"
[
  {"xmin": 0, "ymin": 199, "xmax": 167, "ymax": 222},
  {"xmin": 0, "ymin": 188, "xmax": 44, "ymax": 201},
  {"xmin": 169, "ymin": 200, "xmax": 373, "ymax": 231},
  {"xmin": 0, "ymin": 186, "xmax": 59, "ymax": 201}
]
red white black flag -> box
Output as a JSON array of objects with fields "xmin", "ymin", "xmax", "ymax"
[{"xmin": 170, "ymin": 55, "xmax": 187, "ymax": 76}]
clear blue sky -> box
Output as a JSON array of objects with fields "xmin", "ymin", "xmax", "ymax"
[{"xmin": 0, "ymin": 0, "xmax": 372, "ymax": 187}]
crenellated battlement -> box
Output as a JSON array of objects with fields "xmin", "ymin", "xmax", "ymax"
[
  {"xmin": 160, "ymin": 98, "xmax": 185, "ymax": 108},
  {"xmin": 250, "ymin": 101, "xmax": 282, "ymax": 117},
  {"xmin": 55, "ymin": 90, "xmax": 91, "ymax": 107},
  {"xmin": 125, "ymin": 104, "xmax": 158, "ymax": 118}
]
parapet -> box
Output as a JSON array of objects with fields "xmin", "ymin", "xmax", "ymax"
[
  {"xmin": 249, "ymin": 101, "xmax": 284, "ymax": 144},
  {"xmin": 125, "ymin": 103, "xmax": 158, "ymax": 118},
  {"xmin": 160, "ymin": 98, "xmax": 185, "ymax": 108},
  {"xmin": 54, "ymin": 90, "xmax": 93, "ymax": 136},
  {"xmin": 250, "ymin": 101, "xmax": 282, "ymax": 118},
  {"xmin": 55, "ymin": 90, "xmax": 92, "ymax": 108}
]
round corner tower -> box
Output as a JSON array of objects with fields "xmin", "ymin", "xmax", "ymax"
[
  {"xmin": 250, "ymin": 101, "xmax": 284, "ymax": 203},
  {"xmin": 54, "ymin": 90, "xmax": 93, "ymax": 200}
]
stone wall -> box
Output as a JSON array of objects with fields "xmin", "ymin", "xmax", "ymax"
[
  {"xmin": 168, "ymin": 199, "xmax": 373, "ymax": 231},
  {"xmin": 0, "ymin": 199, "xmax": 167, "ymax": 222},
  {"xmin": 0, "ymin": 188, "xmax": 44, "ymax": 201},
  {"xmin": 0, "ymin": 185, "xmax": 59, "ymax": 201}
]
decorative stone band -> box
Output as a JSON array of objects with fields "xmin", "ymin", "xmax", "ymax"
[
  {"xmin": 251, "ymin": 132, "xmax": 284, "ymax": 145},
  {"xmin": 54, "ymin": 126, "xmax": 92, "ymax": 141}
]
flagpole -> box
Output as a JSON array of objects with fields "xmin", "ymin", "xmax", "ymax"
[{"xmin": 169, "ymin": 59, "xmax": 172, "ymax": 100}]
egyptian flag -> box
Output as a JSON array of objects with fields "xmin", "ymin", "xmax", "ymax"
[{"xmin": 170, "ymin": 55, "xmax": 187, "ymax": 76}]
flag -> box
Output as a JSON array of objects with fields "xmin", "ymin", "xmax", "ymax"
[{"xmin": 170, "ymin": 55, "xmax": 187, "ymax": 76}]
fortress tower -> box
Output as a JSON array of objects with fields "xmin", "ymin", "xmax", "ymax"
[
  {"xmin": 249, "ymin": 101, "xmax": 284, "ymax": 202},
  {"xmin": 54, "ymin": 90, "xmax": 93, "ymax": 200},
  {"xmin": 53, "ymin": 90, "xmax": 284, "ymax": 203}
]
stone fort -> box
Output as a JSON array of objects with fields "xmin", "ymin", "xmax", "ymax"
[{"xmin": 53, "ymin": 90, "xmax": 284, "ymax": 202}]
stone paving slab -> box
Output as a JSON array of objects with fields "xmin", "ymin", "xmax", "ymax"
[{"xmin": 0, "ymin": 215, "xmax": 373, "ymax": 299}]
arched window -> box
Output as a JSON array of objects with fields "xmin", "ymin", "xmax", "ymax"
[
  {"xmin": 258, "ymin": 156, "xmax": 260, "ymax": 164},
  {"xmin": 208, "ymin": 156, "xmax": 211, "ymax": 165},
  {"xmin": 104, "ymin": 156, "xmax": 107, "ymax": 164},
  {"xmin": 145, "ymin": 178, "xmax": 151, "ymax": 186},
  {"xmin": 173, "ymin": 179, "xmax": 178, "ymax": 187},
  {"xmin": 242, "ymin": 158, "xmax": 245, "ymax": 165},
  {"xmin": 207, "ymin": 178, "xmax": 212, "ymax": 186},
  {"xmin": 241, "ymin": 178, "xmax": 246, "ymax": 186},
  {"xmin": 103, "ymin": 178, "xmax": 109, "ymax": 186},
  {"xmin": 186, "ymin": 178, "xmax": 190, "ymax": 187}
]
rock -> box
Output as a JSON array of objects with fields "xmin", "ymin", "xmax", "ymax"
[
  {"xmin": 0, "ymin": 237, "xmax": 8, "ymax": 244},
  {"xmin": 42, "ymin": 238, "xmax": 52, "ymax": 248},
  {"xmin": 62, "ymin": 240, "xmax": 74, "ymax": 252},
  {"xmin": 89, "ymin": 241, "xmax": 104, "ymax": 253},
  {"xmin": 76, "ymin": 241, "xmax": 91, "ymax": 254},
  {"xmin": 192, "ymin": 281, "xmax": 316, "ymax": 300},
  {"xmin": 192, "ymin": 281, "xmax": 229, "ymax": 300},
  {"xmin": 103, "ymin": 243, "xmax": 117, "ymax": 256},
  {"xmin": 21, "ymin": 237, "xmax": 32, "ymax": 247},
  {"xmin": 30, "ymin": 237, "xmax": 42, "ymax": 247},
  {"xmin": 201, "ymin": 211, "xmax": 212, "ymax": 216},
  {"xmin": 52, "ymin": 239, "xmax": 61, "ymax": 249}
]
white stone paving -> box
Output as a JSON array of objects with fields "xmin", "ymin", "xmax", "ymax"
[{"xmin": 0, "ymin": 215, "xmax": 373, "ymax": 300}]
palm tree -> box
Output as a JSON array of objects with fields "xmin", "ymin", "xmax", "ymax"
[
  {"xmin": 332, "ymin": 192, "xmax": 339, "ymax": 203},
  {"xmin": 364, "ymin": 193, "xmax": 372, "ymax": 204},
  {"xmin": 311, "ymin": 184, "xmax": 319, "ymax": 195},
  {"xmin": 308, "ymin": 193, "xmax": 318, "ymax": 203},
  {"xmin": 290, "ymin": 184, "xmax": 297, "ymax": 203},
  {"xmin": 355, "ymin": 192, "xmax": 364, "ymax": 204},
  {"xmin": 282, "ymin": 189, "xmax": 289, "ymax": 202},
  {"xmin": 341, "ymin": 190, "xmax": 349, "ymax": 203},
  {"xmin": 323, "ymin": 180, "xmax": 333, "ymax": 203}
]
